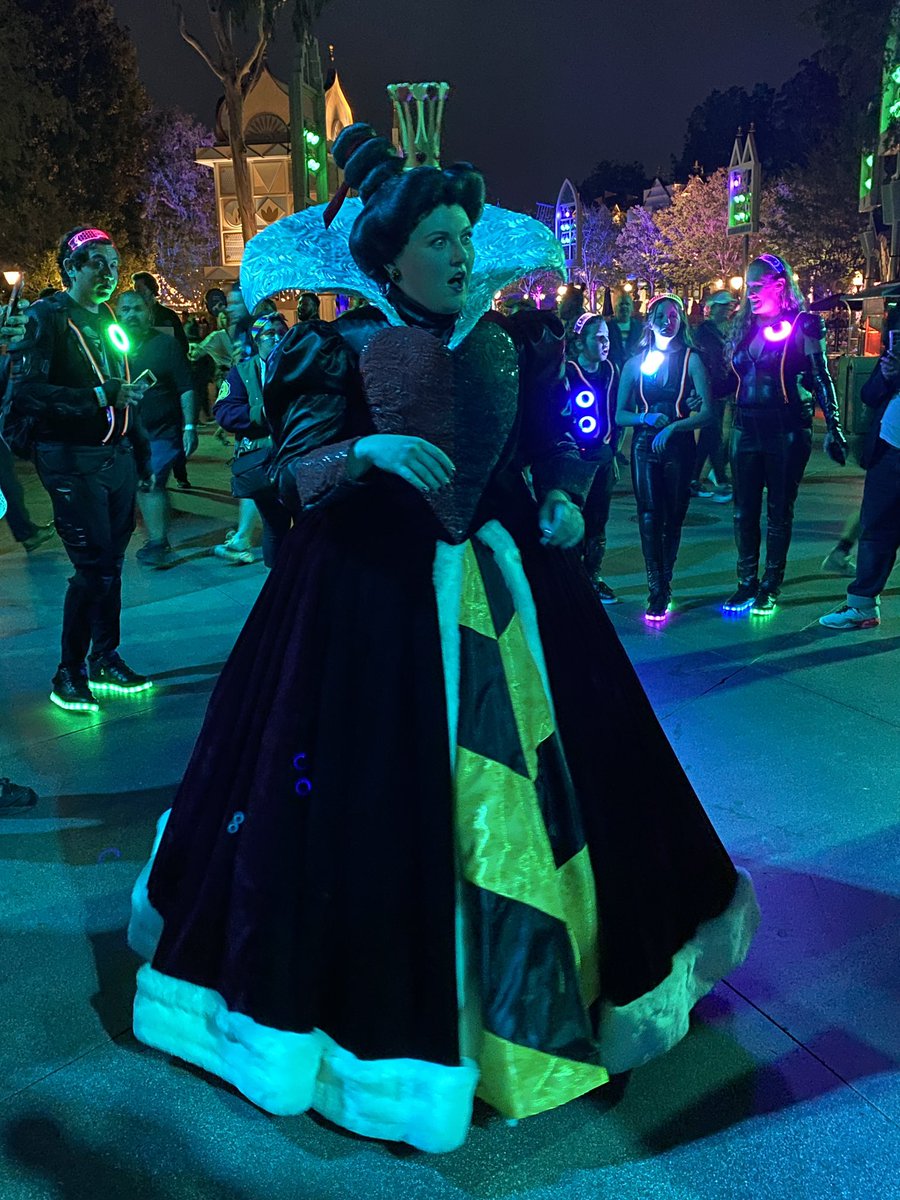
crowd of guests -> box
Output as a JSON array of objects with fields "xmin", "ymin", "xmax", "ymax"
[
  {"xmin": 552, "ymin": 257, "xmax": 897, "ymax": 631},
  {"xmin": 0, "ymin": 227, "xmax": 896, "ymax": 727}
]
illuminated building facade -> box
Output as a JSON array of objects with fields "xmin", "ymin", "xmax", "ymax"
[{"xmin": 198, "ymin": 60, "xmax": 354, "ymax": 283}]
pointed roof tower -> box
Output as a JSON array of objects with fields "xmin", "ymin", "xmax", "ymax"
[{"xmin": 324, "ymin": 45, "xmax": 354, "ymax": 144}]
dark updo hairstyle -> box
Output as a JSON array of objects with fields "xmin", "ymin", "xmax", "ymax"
[
  {"xmin": 332, "ymin": 123, "xmax": 485, "ymax": 283},
  {"xmin": 57, "ymin": 225, "xmax": 114, "ymax": 287}
]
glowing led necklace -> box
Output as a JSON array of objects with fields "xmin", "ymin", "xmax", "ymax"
[
  {"xmin": 641, "ymin": 332, "xmax": 675, "ymax": 375},
  {"xmin": 108, "ymin": 323, "xmax": 131, "ymax": 354},
  {"xmin": 66, "ymin": 305, "xmax": 131, "ymax": 443},
  {"xmin": 762, "ymin": 319, "xmax": 792, "ymax": 343}
]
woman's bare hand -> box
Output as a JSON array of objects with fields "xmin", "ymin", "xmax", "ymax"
[
  {"xmin": 538, "ymin": 490, "xmax": 584, "ymax": 548},
  {"xmin": 644, "ymin": 411, "xmax": 669, "ymax": 429},
  {"xmin": 352, "ymin": 434, "xmax": 455, "ymax": 491}
]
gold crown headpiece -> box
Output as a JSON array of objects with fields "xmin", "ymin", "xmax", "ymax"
[{"xmin": 387, "ymin": 82, "xmax": 450, "ymax": 170}]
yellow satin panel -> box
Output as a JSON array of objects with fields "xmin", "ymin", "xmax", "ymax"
[
  {"xmin": 458, "ymin": 542, "xmax": 499, "ymax": 640},
  {"xmin": 478, "ymin": 1031, "xmax": 609, "ymax": 1119},
  {"xmin": 558, "ymin": 849, "xmax": 601, "ymax": 1006},
  {"xmin": 455, "ymin": 543, "xmax": 606, "ymax": 1117}
]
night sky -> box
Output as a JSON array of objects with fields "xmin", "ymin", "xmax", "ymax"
[{"xmin": 113, "ymin": 0, "xmax": 819, "ymax": 210}]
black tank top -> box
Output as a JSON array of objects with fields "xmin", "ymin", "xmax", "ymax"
[{"xmin": 636, "ymin": 345, "xmax": 693, "ymax": 435}]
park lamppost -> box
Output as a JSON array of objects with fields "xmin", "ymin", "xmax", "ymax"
[{"xmin": 3, "ymin": 270, "xmax": 20, "ymax": 289}]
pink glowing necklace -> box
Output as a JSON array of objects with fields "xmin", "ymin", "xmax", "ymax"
[{"xmin": 762, "ymin": 319, "xmax": 792, "ymax": 342}]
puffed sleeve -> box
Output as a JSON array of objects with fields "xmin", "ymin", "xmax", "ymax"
[
  {"xmin": 505, "ymin": 309, "xmax": 596, "ymax": 507},
  {"xmin": 213, "ymin": 365, "xmax": 254, "ymax": 435},
  {"xmin": 263, "ymin": 319, "xmax": 366, "ymax": 512},
  {"xmin": 798, "ymin": 311, "xmax": 827, "ymax": 343},
  {"xmin": 797, "ymin": 311, "xmax": 841, "ymax": 431}
]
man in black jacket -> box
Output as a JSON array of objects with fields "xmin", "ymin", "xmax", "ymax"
[
  {"xmin": 819, "ymin": 345, "xmax": 900, "ymax": 630},
  {"xmin": 11, "ymin": 226, "xmax": 153, "ymax": 710}
]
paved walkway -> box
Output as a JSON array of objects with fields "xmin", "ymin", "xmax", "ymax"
[{"xmin": 1, "ymin": 427, "xmax": 897, "ymax": 1199}]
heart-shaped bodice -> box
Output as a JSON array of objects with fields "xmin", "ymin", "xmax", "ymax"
[{"xmin": 360, "ymin": 321, "xmax": 520, "ymax": 542}]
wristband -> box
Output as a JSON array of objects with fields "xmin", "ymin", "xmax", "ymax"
[
  {"xmin": 95, "ymin": 386, "xmax": 107, "ymax": 407},
  {"xmin": 183, "ymin": 424, "xmax": 196, "ymax": 431},
  {"xmin": 641, "ymin": 412, "xmax": 647, "ymax": 425}
]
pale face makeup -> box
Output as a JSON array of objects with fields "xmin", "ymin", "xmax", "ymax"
[
  {"xmin": 747, "ymin": 263, "xmax": 788, "ymax": 319},
  {"xmin": 387, "ymin": 204, "xmax": 475, "ymax": 316},
  {"xmin": 67, "ymin": 244, "xmax": 119, "ymax": 310}
]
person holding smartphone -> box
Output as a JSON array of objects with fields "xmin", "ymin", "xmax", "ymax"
[
  {"xmin": 10, "ymin": 225, "xmax": 154, "ymax": 711},
  {"xmin": 116, "ymin": 289, "xmax": 197, "ymax": 568}
]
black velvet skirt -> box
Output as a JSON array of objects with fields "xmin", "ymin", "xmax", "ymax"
[{"xmin": 130, "ymin": 476, "xmax": 757, "ymax": 1151}]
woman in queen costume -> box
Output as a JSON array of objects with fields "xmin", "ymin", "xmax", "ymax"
[{"xmin": 129, "ymin": 87, "xmax": 759, "ymax": 1154}]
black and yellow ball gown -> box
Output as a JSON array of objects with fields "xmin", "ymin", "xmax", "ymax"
[{"xmin": 129, "ymin": 202, "xmax": 758, "ymax": 1152}]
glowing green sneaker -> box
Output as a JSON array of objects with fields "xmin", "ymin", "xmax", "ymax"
[
  {"xmin": 50, "ymin": 665, "xmax": 100, "ymax": 713},
  {"xmin": 88, "ymin": 653, "xmax": 153, "ymax": 695}
]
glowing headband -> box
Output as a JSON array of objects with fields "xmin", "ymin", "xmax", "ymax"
[
  {"xmin": 67, "ymin": 228, "xmax": 112, "ymax": 253},
  {"xmin": 647, "ymin": 292, "xmax": 684, "ymax": 313},
  {"xmin": 572, "ymin": 313, "xmax": 605, "ymax": 336},
  {"xmin": 756, "ymin": 253, "xmax": 787, "ymax": 276}
]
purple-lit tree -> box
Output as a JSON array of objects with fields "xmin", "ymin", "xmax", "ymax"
[
  {"xmin": 655, "ymin": 169, "xmax": 743, "ymax": 289},
  {"xmin": 576, "ymin": 203, "xmax": 619, "ymax": 309},
  {"xmin": 140, "ymin": 109, "xmax": 219, "ymax": 304},
  {"xmin": 614, "ymin": 206, "xmax": 668, "ymax": 292},
  {"xmin": 518, "ymin": 268, "xmax": 562, "ymax": 308}
]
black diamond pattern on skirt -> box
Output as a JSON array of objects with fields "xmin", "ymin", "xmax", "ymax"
[
  {"xmin": 471, "ymin": 538, "xmax": 514, "ymax": 638},
  {"xmin": 534, "ymin": 735, "xmax": 588, "ymax": 870},
  {"xmin": 467, "ymin": 883, "xmax": 601, "ymax": 1064},
  {"xmin": 457, "ymin": 625, "xmax": 529, "ymax": 779}
]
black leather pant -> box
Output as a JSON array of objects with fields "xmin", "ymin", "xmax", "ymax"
[
  {"xmin": 631, "ymin": 430, "xmax": 694, "ymax": 590},
  {"xmin": 582, "ymin": 446, "xmax": 615, "ymax": 573},
  {"xmin": 35, "ymin": 443, "xmax": 136, "ymax": 668},
  {"xmin": 730, "ymin": 417, "xmax": 812, "ymax": 589}
]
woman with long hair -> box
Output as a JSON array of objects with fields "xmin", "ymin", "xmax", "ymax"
[
  {"xmin": 724, "ymin": 253, "xmax": 847, "ymax": 614},
  {"xmin": 616, "ymin": 294, "xmax": 712, "ymax": 619},
  {"xmin": 128, "ymin": 116, "xmax": 758, "ymax": 1152}
]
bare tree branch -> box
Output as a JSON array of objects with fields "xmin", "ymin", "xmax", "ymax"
[{"xmin": 172, "ymin": 1, "xmax": 225, "ymax": 81}]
